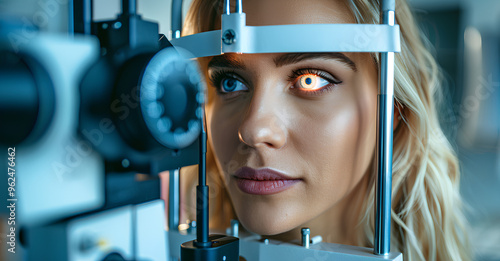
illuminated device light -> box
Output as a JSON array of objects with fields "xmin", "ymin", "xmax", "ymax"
[{"xmin": 300, "ymin": 75, "xmax": 317, "ymax": 90}]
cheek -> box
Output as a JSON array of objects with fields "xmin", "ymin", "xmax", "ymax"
[
  {"xmin": 351, "ymin": 81, "xmax": 378, "ymax": 175},
  {"xmin": 207, "ymin": 99, "xmax": 244, "ymax": 178},
  {"xmin": 291, "ymin": 83, "xmax": 377, "ymax": 195}
]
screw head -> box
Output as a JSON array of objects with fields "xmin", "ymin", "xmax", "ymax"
[
  {"xmin": 222, "ymin": 29, "xmax": 236, "ymax": 45},
  {"xmin": 121, "ymin": 159, "xmax": 130, "ymax": 168},
  {"xmin": 301, "ymin": 227, "xmax": 310, "ymax": 235}
]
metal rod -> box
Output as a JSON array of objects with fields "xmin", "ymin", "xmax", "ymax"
[
  {"xmin": 72, "ymin": 0, "xmax": 92, "ymax": 35},
  {"xmin": 231, "ymin": 219, "xmax": 239, "ymax": 237},
  {"xmin": 171, "ymin": 0, "xmax": 183, "ymax": 39},
  {"xmin": 68, "ymin": 0, "xmax": 74, "ymax": 35},
  {"xmin": 168, "ymin": 168, "xmax": 180, "ymax": 231},
  {"xmin": 374, "ymin": 0, "xmax": 396, "ymax": 255},
  {"xmin": 122, "ymin": 0, "xmax": 136, "ymax": 15},
  {"xmin": 236, "ymin": 0, "xmax": 242, "ymax": 13},
  {"xmin": 195, "ymin": 107, "xmax": 210, "ymax": 246},
  {"xmin": 224, "ymin": 0, "xmax": 230, "ymax": 15},
  {"xmin": 198, "ymin": 109, "xmax": 207, "ymax": 187},
  {"xmin": 168, "ymin": 170, "xmax": 181, "ymax": 261},
  {"xmin": 301, "ymin": 228, "xmax": 310, "ymax": 248}
]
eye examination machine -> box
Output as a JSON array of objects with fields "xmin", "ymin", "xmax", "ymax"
[{"xmin": 0, "ymin": 0, "xmax": 403, "ymax": 260}]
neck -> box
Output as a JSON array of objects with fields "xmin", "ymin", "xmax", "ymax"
[{"xmin": 264, "ymin": 172, "xmax": 371, "ymax": 246}]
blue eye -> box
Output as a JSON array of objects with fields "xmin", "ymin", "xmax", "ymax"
[{"xmin": 221, "ymin": 78, "xmax": 247, "ymax": 93}]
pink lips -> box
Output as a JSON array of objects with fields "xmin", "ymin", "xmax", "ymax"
[{"xmin": 233, "ymin": 167, "xmax": 301, "ymax": 195}]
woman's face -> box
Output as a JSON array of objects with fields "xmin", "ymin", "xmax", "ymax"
[{"xmin": 206, "ymin": 0, "xmax": 378, "ymax": 237}]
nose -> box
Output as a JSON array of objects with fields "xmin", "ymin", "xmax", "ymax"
[{"xmin": 237, "ymin": 91, "xmax": 287, "ymax": 150}]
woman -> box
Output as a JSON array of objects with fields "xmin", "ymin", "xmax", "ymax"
[{"xmin": 178, "ymin": 0, "xmax": 471, "ymax": 260}]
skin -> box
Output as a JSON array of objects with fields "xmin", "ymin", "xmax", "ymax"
[{"xmin": 205, "ymin": 0, "xmax": 383, "ymax": 245}]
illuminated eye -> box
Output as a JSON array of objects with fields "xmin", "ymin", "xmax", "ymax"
[
  {"xmin": 298, "ymin": 74, "xmax": 330, "ymax": 91},
  {"xmin": 221, "ymin": 78, "xmax": 247, "ymax": 93}
]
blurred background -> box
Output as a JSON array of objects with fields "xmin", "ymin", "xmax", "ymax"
[
  {"xmin": 408, "ymin": 1, "xmax": 500, "ymax": 261},
  {"xmin": 0, "ymin": 0, "xmax": 499, "ymax": 260}
]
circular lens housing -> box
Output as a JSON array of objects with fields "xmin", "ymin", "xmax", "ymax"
[{"xmin": 140, "ymin": 48, "xmax": 205, "ymax": 150}]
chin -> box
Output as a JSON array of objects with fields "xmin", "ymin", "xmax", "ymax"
[
  {"xmin": 241, "ymin": 220, "xmax": 292, "ymax": 236},
  {"xmin": 236, "ymin": 207, "xmax": 301, "ymax": 236}
]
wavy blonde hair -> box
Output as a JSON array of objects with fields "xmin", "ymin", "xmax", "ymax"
[{"xmin": 180, "ymin": 0, "xmax": 471, "ymax": 260}]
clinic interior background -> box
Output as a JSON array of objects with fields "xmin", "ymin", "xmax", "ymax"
[{"xmin": 0, "ymin": 0, "xmax": 499, "ymax": 260}]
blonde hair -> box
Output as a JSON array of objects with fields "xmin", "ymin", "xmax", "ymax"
[{"xmin": 180, "ymin": 0, "xmax": 471, "ymax": 260}]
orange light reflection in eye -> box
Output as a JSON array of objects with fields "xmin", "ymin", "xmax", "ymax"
[{"xmin": 299, "ymin": 74, "xmax": 320, "ymax": 91}]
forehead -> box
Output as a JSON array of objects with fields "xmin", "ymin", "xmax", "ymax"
[{"xmin": 242, "ymin": 0, "xmax": 355, "ymax": 26}]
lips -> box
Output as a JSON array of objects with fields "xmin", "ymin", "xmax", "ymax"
[{"xmin": 233, "ymin": 167, "xmax": 301, "ymax": 195}]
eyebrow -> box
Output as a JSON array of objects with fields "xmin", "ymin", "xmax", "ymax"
[
  {"xmin": 208, "ymin": 52, "xmax": 358, "ymax": 72},
  {"xmin": 208, "ymin": 54, "xmax": 246, "ymax": 70},
  {"xmin": 274, "ymin": 53, "xmax": 357, "ymax": 71}
]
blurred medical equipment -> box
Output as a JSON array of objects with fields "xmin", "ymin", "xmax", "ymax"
[{"xmin": 0, "ymin": 0, "xmax": 403, "ymax": 260}]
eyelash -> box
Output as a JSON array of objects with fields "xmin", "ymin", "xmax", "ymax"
[{"xmin": 208, "ymin": 68, "xmax": 342, "ymax": 96}]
